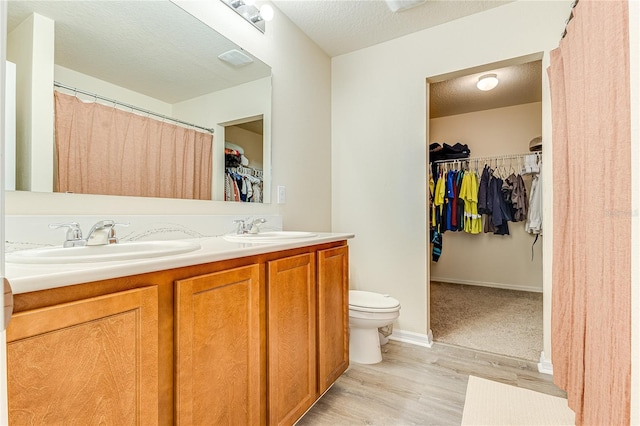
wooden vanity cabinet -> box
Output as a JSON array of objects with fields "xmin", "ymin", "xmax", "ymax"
[
  {"xmin": 267, "ymin": 253, "xmax": 317, "ymax": 426},
  {"xmin": 6, "ymin": 286, "xmax": 159, "ymax": 425},
  {"xmin": 174, "ymin": 264, "xmax": 264, "ymax": 425},
  {"xmin": 7, "ymin": 241, "xmax": 349, "ymax": 426},
  {"xmin": 317, "ymin": 246, "xmax": 349, "ymax": 394},
  {"xmin": 267, "ymin": 246, "xmax": 350, "ymax": 425}
]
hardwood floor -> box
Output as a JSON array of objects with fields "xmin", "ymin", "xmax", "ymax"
[{"xmin": 297, "ymin": 340, "xmax": 566, "ymax": 425}]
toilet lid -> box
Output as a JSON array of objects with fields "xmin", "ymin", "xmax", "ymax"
[{"xmin": 349, "ymin": 290, "xmax": 400, "ymax": 311}]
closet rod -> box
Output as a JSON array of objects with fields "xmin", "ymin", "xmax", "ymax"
[
  {"xmin": 432, "ymin": 151, "xmax": 541, "ymax": 165},
  {"xmin": 53, "ymin": 81, "xmax": 215, "ymax": 134}
]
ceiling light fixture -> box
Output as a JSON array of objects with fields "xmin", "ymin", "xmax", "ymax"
[
  {"xmin": 221, "ymin": 0, "xmax": 274, "ymax": 33},
  {"xmin": 476, "ymin": 74, "xmax": 499, "ymax": 91}
]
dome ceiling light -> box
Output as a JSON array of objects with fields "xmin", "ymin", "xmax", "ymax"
[{"xmin": 477, "ymin": 74, "xmax": 499, "ymax": 91}]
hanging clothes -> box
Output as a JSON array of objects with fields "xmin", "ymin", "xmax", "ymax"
[
  {"xmin": 429, "ymin": 152, "xmax": 542, "ymax": 260},
  {"xmin": 455, "ymin": 171, "xmax": 465, "ymax": 231},
  {"xmin": 431, "ymin": 170, "xmax": 446, "ymax": 262},
  {"xmin": 506, "ymin": 173, "xmax": 529, "ymax": 222},
  {"xmin": 489, "ymin": 175, "xmax": 510, "ymax": 235},
  {"xmin": 224, "ymin": 167, "xmax": 263, "ymax": 202},
  {"xmin": 459, "ymin": 171, "xmax": 482, "ymax": 234},
  {"xmin": 445, "ymin": 170, "xmax": 456, "ymax": 231},
  {"xmin": 526, "ymin": 168, "xmax": 543, "ymax": 235}
]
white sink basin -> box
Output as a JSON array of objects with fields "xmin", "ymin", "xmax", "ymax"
[
  {"xmin": 223, "ymin": 231, "xmax": 317, "ymax": 243},
  {"xmin": 6, "ymin": 240, "xmax": 202, "ymax": 264}
]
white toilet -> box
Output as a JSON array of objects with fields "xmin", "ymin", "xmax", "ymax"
[{"xmin": 348, "ymin": 290, "xmax": 401, "ymax": 364}]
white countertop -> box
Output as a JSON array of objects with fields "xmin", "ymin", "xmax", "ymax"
[{"xmin": 6, "ymin": 233, "xmax": 354, "ymax": 295}]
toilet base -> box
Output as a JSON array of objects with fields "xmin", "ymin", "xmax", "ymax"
[{"xmin": 349, "ymin": 326, "xmax": 383, "ymax": 364}]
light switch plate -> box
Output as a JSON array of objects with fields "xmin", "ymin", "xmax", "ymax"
[{"xmin": 277, "ymin": 186, "xmax": 286, "ymax": 204}]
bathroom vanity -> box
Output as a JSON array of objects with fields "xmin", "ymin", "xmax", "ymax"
[{"xmin": 5, "ymin": 233, "xmax": 351, "ymax": 425}]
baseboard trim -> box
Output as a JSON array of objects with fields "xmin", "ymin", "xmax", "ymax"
[
  {"xmin": 430, "ymin": 277, "xmax": 543, "ymax": 293},
  {"xmin": 389, "ymin": 329, "xmax": 433, "ymax": 348},
  {"xmin": 537, "ymin": 351, "xmax": 554, "ymax": 375}
]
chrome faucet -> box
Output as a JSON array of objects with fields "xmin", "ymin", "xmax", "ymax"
[
  {"xmin": 85, "ymin": 220, "xmax": 128, "ymax": 246},
  {"xmin": 50, "ymin": 220, "xmax": 129, "ymax": 247},
  {"xmin": 233, "ymin": 218, "xmax": 266, "ymax": 234},
  {"xmin": 49, "ymin": 222, "xmax": 86, "ymax": 247}
]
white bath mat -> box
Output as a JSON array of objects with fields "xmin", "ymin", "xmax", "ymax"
[{"xmin": 461, "ymin": 375, "xmax": 575, "ymax": 426}]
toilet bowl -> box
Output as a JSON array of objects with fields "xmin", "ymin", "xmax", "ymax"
[{"xmin": 348, "ymin": 290, "xmax": 401, "ymax": 364}]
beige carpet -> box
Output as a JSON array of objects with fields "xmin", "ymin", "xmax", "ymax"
[
  {"xmin": 462, "ymin": 376, "xmax": 575, "ymax": 425},
  {"xmin": 430, "ymin": 282, "xmax": 542, "ymax": 361}
]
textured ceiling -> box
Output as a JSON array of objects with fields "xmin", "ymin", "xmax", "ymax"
[
  {"xmin": 7, "ymin": 1, "xmax": 271, "ymax": 104},
  {"xmin": 271, "ymin": 0, "xmax": 513, "ymax": 57},
  {"xmin": 271, "ymin": 0, "xmax": 539, "ymax": 116},
  {"xmin": 430, "ymin": 60, "xmax": 542, "ymax": 118}
]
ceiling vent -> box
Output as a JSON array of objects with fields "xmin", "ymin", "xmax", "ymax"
[
  {"xmin": 385, "ymin": 0, "xmax": 427, "ymax": 13},
  {"xmin": 218, "ymin": 49, "xmax": 254, "ymax": 67}
]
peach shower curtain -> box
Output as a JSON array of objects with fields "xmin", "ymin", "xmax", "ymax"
[
  {"xmin": 54, "ymin": 91, "xmax": 213, "ymax": 199},
  {"xmin": 549, "ymin": 1, "xmax": 630, "ymax": 425}
]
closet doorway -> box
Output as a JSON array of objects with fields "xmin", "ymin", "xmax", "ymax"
[{"xmin": 426, "ymin": 55, "xmax": 544, "ymax": 362}]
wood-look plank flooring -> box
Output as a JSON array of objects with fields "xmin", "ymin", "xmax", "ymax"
[{"xmin": 297, "ymin": 340, "xmax": 566, "ymax": 426}]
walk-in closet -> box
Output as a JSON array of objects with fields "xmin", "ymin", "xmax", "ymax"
[{"xmin": 427, "ymin": 58, "xmax": 544, "ymax": 362}]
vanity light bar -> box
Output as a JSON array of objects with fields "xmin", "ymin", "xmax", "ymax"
[{"xmin": 220, "ymin": 0, "xmax": 273, "ymax": 33}]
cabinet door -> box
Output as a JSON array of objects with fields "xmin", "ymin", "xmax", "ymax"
[
  {"xmin": 175, "ymin": 264, "xmax": 263, "ymax": 426},
  {"xmin": 6, "ymin": 286, "xmax": 159, "ymax": 425},
  {"xmin": 267, "ymin": 253, "xmax": 316, "ymax": 426},
  {"xmin": 317, "ymin": 245, "xmax": 349, "ymax": 394}
]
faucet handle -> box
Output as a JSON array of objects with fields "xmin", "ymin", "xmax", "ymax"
[
  {"xmin": 107, "ymin": 222, "xmax": 129, "ymax": 244},
  {"xmin": 49, "ymin": 222, "xmax": 85, "ymax": 247},
  {"xmin": 233, "ymin": 219, "xmax": 247, "ymax": 234},
  {"xmin": 248, "ymin": 218, "xmax": 267, "ymax": 234}
]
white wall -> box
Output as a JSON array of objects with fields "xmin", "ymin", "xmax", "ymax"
[
  {"xmin": 430, "ymin": 102, "xmax": 543, "ymax": 292},
  {"xmin": 332, "ymin": 1, "xmax": 571, "ymax": 350},
  {"xmin": 55, "ymin": 65, "xmax": 174, "ymax": 115}
]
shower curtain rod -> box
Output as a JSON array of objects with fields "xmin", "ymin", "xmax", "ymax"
[
  {"xmin": 53, "ymin": 81, "xmax": 215, "ymax": 134},
  {"xmin": 431, "ymin": 151, "xmax": 541, "ymax": 165}
]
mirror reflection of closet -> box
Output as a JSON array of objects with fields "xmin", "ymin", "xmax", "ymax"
[
  {"xmin": 427, "ymin": 54, "xmax": 544, "ymax": 363},
  {"xmin": 223, "ymin": 117, "xmax": 265, "ymax": 203}
]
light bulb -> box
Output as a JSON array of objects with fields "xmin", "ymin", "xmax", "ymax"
[
  {"xmin": 260, "ymin": 4, "xmax": 274, "ymax": 21},
  {"xmin": 477, "ymin": 74, "xmax": 499, "ymax": 91}
]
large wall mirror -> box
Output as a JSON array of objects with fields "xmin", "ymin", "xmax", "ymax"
[{"xmin": 5, "ymin": 0, "xmax": 272, "ymax": 203}]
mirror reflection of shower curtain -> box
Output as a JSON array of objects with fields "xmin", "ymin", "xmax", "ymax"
[{"xmin": 54, "ymin": 91, "xmax": 213, "ymax": 200}]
